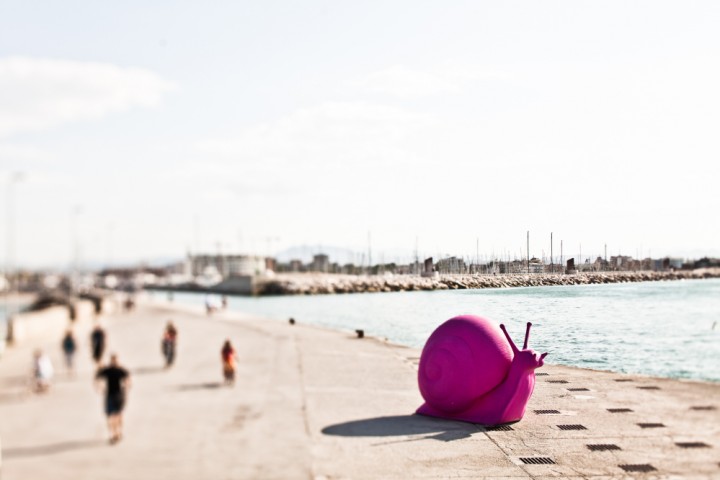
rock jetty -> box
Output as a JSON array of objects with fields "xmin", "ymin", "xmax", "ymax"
[{"xmin": 255, "ymin": 268, "xmax": 720, "ymax": 296}]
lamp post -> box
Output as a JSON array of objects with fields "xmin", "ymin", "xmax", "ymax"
[
  {"xmin": 4, "ymin": 172, "xmax": 24, "ymax": 350},
  {"xmin": 70, "ymin": 205, "xmax": 83, "ymax": 295}
]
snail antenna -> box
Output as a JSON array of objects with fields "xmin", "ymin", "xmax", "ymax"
[
  {"xmin": 499, "ymin": 324, "xmax": 519, "ymax": 354},
  {"xmin": 523, "ymin": 322, "xmax": 532, "ymax": 350}
]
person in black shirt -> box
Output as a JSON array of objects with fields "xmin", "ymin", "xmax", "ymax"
[
  {"xmin": 61, "ymin": 329, "xmax": 77, "ymax": 374},
  {"xmin": 95, "ymin": 354, "xmax": 130, "ymax": 444},
  {"xmin": 90, "ymin": 324, "xmax": 106, "ymax": 365}
]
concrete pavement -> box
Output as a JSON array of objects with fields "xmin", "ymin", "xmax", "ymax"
[{"xmin": 1, "ymin": 299, "xmax": 719, "ymax": 479}]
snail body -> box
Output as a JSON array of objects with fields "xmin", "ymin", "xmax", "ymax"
[{"xmin": 416, "ymin": 315, "xmax": 547, "ymax": 425}]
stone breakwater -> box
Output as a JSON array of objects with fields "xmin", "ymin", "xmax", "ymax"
[{"xmin": 255, "ymin": 268, "xmax": 720, "ymax": 295}]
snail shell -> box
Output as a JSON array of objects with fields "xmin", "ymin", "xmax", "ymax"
[{"xmin": 418, "ymin": 315, "xmax": 513, "ymax": 413}]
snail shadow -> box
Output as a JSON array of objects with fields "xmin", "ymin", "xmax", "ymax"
[{"xmin": 321, "ymin": 415, "xmax": 478, "ymax": 443}]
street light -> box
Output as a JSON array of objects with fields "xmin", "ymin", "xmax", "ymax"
[
  {"xmin": 70, "ymin": 205, "xmax": 83, "ymax": 294},
  {"xmin": 3, "ymin": 171, "xmax": 24, "ymax": 350}
]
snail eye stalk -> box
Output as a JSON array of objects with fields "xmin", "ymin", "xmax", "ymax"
[
  {"xmin": 523, "ymin": 322, "xmax": 532, "ymax": 350},
  {"xmin": 500, "ymin": 324, "xmax": 519, "ymax": 354}
]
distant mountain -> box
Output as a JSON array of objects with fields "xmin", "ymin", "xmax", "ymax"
[{"xmin": 273, "ymin": 245, "xmax": 422, "ymax": 265}]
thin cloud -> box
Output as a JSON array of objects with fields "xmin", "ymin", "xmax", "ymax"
[
  {"xmin": 196, "ymin": 101, "xmax": 434, "ymax": 167},
  {"xmin": 350, "ymin": 64, "xmax": 510, "ymax": 97},
  {"xmin": 0, "ymin": 56, "xmax": 177, "ymax": 137},
  {"xmin": 351, "ymin": 65, "xmax": 459, "ymax": 97},
  {"xmin": 0, "ymin": 142, "xmax": 54, "ymax": 162}
]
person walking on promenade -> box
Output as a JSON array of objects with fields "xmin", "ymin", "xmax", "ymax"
[
  {"xmin": 32, "ymin": 349, "xmax": 54, "ymax": 393},
  {"xmin": 95, "ymin": 354, "xmax": 130, "ymax": 444},
  {"xmin": 61, "ymin": 329, "xmax": 77, "ymax": 374},
  {"xmin": 161, "ymin": 321, "xmax": 178, "ymax": 368},
  {"xmin": 90, "ymin": 323, "xmax": 106, "ymax": 365},
  {"xmin": 221, "ymin": 339, "xmax": 236, "ymax": 386}
]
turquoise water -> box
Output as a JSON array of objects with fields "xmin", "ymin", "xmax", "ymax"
[{"xmin": 157, "ymin": 278, "xmax": 720, "ymax": 382}]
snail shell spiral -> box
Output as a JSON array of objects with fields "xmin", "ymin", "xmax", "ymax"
[{"xmin": 418, "ymin": 315, "xmax": 513, "ymax": 413}]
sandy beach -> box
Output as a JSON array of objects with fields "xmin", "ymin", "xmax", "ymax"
[{"xmin": 0, "ymin": 298, "xmax": 718, "ymax": 479}]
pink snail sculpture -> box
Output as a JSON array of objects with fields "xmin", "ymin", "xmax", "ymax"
[{"xmin": 416, "ymin": 315, "xmax": 547, "ymax": 425}]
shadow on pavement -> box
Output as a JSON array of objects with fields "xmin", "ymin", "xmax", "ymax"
[
  {"xmin": 3, "ymin": 439, "xmax": 107, "ymax": 459},
  {"xmin": 321, "ymin": 415, "xmax": 477, "ymax": 442},
  {"xmin": 0, "ymin": 375, "xmax": 29, "ymax": 387},
  {"xmin": 176, "ymin": 382, "xmax": 223, "ymax": 391},
  {"xmin": 131, "ymin": 366, "xmax": 165, "ymax": 375},
  {"xmin": 0, "ymin": 390, "xmax": 28, "ymax": 405}
]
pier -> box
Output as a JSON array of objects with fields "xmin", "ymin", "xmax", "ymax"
[{"xmin": 1, "ymin": 299, "xmax": 718, "ymax": 478}]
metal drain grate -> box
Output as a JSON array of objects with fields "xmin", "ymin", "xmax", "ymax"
[
  {"xmin": 607, "ymin": 408, "xmax": 634, "ymax": 413},
  {"xmin": 568, "ymin": 388, "xmax": 590, "ymax": 392},
  {"xmin": 619, "ymin": 464, "xmax": 656, "ymax": 473},
  {"xmin": 536, "ymin": 372, "xmax": 549, "ymax": 376},
  {"xmin": 534, "ymin": 409, "xmax": 561, "ymax": 415},
  {"xmin": 675, "ymin": 442, "xmax": 710, "ymax": 448},
  {"xmin": 614, "ymin": 378, "xmax": 633, "ymax": 382},
  {"xmin": 637, "ymin": 386, "xmax": 661, "ymax": 390},
  {"xmin": 557, "ymin": 424, "xmax": 587, "ymax": 431},
  {"xmin": 587, "ymin": 444, "xmax": 621, "ymax": 451},
  {"xmin": 486, "ymin": 424, "xmax": 514, "ymax": 431},
  {"xmin": 519, "ymin": 457, "xmax": 556, "ymax": 465},
  {"xmin": 547, "ymin": 380, "xmax": 569, "ymax": 384},
  {"xmin": 638, "ymin": 423, "xmax": 665, "ymax": 428},
  {"xmin": 690, "ymin": 405, "xmax": 716, "ymax": 411}
]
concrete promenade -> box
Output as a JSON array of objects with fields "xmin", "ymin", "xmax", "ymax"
[{"xmin": 1, "ymin": 300, "xmax": 719, "ymax": 479}]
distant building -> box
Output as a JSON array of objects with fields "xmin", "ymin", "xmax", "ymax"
[
  {"xmin": 529, "ymin": 258, "xmax": 544, "ymax": 274},
  {"xmin": 610, "ymin": 255, "xmax": 633, "ymax": 270},
  {"xmin": 265, "ymin": 257, "xmax": 277, "ymax": 272},
  {"xmin": 421, "ymin": 257, "xmax": 438, "ymax": 278},
  {"xmin": 310, "ymin": 254, "xmax": 330, "ymax": 273},
  {"xmin": 188, "ymin": 254, "xmax": 267, "ymax": 277},
  {"xmin": 436, "ymin": 256, "xmax": 466, "ymax": 274},
  {"xmin": 694, "ymin": 257, "xmax": 720, "ymax": 269}
]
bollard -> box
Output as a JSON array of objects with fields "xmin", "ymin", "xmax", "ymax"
[
  {"xmin": 355, "ymin": 329, "xmax": 364, "ymax": 339},
  {"xmin": 289, "ymin": 318, "xmax": 296, "ymax": 325}
]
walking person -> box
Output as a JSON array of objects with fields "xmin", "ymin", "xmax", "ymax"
[
  {"xmin": 221, "ymin": 339, "xmax": 236, "ymax": 386},
  {"xmin": 32, "ymin": 349, "xmax": 54, "ymax": 393},
  {"xmin": 95, "ymin": 354, "xmax": 130, "ymax": 444},
  {"xmin": 61, "ymin": 329, "xmax": 77, "ymax": 374},
  {"xmin": 90, "ymin": 323, "xmax": 106, "ymax": 365},
  {"xmin": 161, "ymin": 321, "xmax": 178, "ymax": 368}
]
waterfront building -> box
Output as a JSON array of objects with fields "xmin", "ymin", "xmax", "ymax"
[
  {"xmin": 310, "ymin": 254, "xmax": 330, "ymax": 273},
  {"xmin": 188, "ymin": 254, "xmax": 267, "ymax": 278},
  {"xmin": 436, "ymin": 256, "xmax": 466, "ymax": 274},
  {"xmin": 529, "ymin": 258, "xmax": 544, "ymax": 273}
]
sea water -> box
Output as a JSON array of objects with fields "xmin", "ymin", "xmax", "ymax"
[{"xmin": 158, "ymin": 278, "xmax": 720, "ymax": 382}]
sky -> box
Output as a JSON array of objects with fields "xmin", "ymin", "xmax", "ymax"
[{"xmin": 1, "ymin": 1, "xmax": 719, "ymax": 269}]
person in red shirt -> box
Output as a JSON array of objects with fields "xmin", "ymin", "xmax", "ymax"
[
  {"xmin": 221, "ymin": 339, "xmax": 236, "ymax": 386},
  {"xmin": 161, "ymin": 321, "xmax": 178, "ymax": 368}
]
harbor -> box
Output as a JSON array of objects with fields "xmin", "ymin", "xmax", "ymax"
[{"xmin": 2, "ymin": 1, "xmax": 720, "ymax": 478}]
